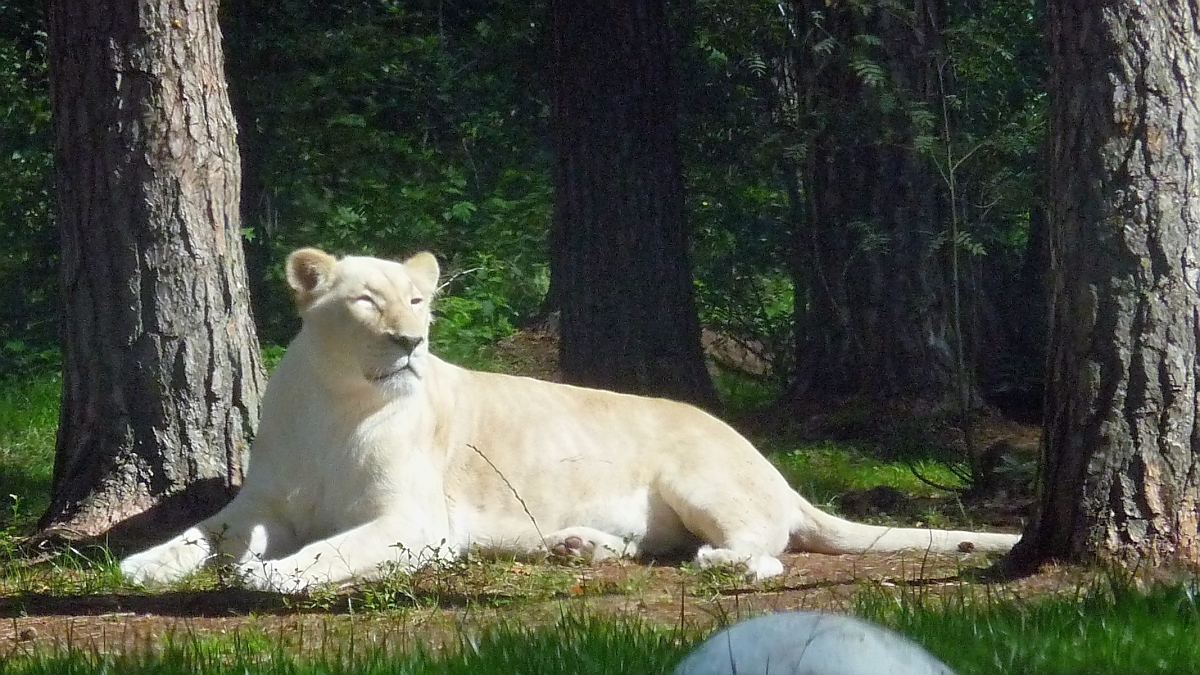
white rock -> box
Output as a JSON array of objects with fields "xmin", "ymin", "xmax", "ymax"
[{"xmin": 673, "ymin": 612, "xmax": 956, "ymax": 675}]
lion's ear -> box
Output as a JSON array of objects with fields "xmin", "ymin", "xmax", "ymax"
[
  {"xmin": 404, "ymin": 252, "xmax": 440, "ymax": 298},
  {"xmin": 286, "ymin": 248, "xmax": 338, "ymax": 308}
]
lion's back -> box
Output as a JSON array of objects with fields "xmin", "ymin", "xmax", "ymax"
[{"xmin": 437, "ymin": 360, "xmax": 765, "ymax": 493}]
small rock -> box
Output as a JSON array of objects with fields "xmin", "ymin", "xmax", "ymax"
[{"xmin": 673, "ymin": 611, "xmax": 955, "ymax": 675}]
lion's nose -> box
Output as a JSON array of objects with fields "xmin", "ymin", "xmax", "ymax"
[{"xmin": 387, "ymin": 332, "xmax": 424, "ymax": 354}]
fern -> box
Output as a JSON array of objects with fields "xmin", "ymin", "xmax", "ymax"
[
  {"xmin": 912, "ymin": 134, "xmax": 939, "ymax": 155},
  {"xmin": 953, "ymin": 230, "xmax": 987, "ymax": 257},
  {"xmin": 853, "ymin": 33, "xmax": 882, "ymax": 48},
  {"xmin": 907, "ymin": 104, "xmax": 938, "ymax": 133},
  {"xmin": 812, "ymin": 36, "xmax": 838, "ymax": 56},
  {"xmin": 782, "ymin": 141, "xmax": 808, "ymax": 162},
  {"xmin": 744, "ymin": 54, "xmax": 767, "ymax": 76},
  {"xmin": 847, "ymin": 220, "xmax": 891, "ymax": 254},
  {"xmin": 706, "ymin": 46, "xmax": 730, "ymax": 68},
  {"xmin": 850, "ymin": 57, "xmax": 887, "ymax": 88}
]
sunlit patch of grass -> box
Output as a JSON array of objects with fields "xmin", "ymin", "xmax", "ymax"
[
  {"xmin": 0, "ymin": 545, "xmax": 599, "ymax": 609},
  {"xmin": 711, "ymin": 369, "xmax": 782, "ymax": 413},
  {"xmin": 0, "ymin": 612, "xmax": 694, "ymax": 675},
  {"xmin": 859, "ymin": 575, "xmax": 1200, "ymax": 675},
  {"xmin": 770, "ymin": 441, "xmax": 966, "ymax": 508},
  {"xmin": 0, "ymin": 374, "xmax": 59, "ymax": 530},
  {"xmin": 0, "ymin": 540, "xmax": 127, "ymax": 597}
]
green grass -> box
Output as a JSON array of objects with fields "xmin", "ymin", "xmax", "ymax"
[
  {"xmin": 0, "ymin": 374, "xmax": 59, "ymax": 529},
  {"xmin": 771, "ymin": 441, "xmax": 966, "ymax": 505},
  {"xmin": 861, "ymin": 578, "xmax": 1200, "ymax": 674},
  {"xmin": 0, "ymin": 614, "xmax": 694, "ymax": 674},
  {"xmin": 1, "ymin": 580, "xmax": 1199, "ymax": 674},
  {"xmin": 711, "ymin": 369, "xmax": 782, "ymax": 413}
]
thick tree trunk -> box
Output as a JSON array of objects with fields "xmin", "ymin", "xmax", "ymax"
[
  {"xmin": 548, "ymin": 0, "xmax": 717, "ymax": 407},
  {"xmin": 788, "ymin": 0, "xmax": 962, "ymax": 403},
  {"xmin": 1008, "ymin": 0, "xmax": 1200, "ymax": 568},
  {"xmin": 42, "ymin": 0, "xmax": 266, "ymax": 541}
]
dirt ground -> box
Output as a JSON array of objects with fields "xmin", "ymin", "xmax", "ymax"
[{"xmin": 0, "ymin": 550, "xmax": 1117, "ymax": 656}]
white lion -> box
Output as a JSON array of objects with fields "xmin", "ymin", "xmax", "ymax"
[{"xmin": 120, "ymin": 248, "xmax": 1020, "ymax": 592}]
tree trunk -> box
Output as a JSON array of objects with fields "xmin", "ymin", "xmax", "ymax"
[
  {"xmin": 42, "ymin": 0, "xmax": 266, "ymax": 542},
  {"xmin": 547, "ymin": 0, "xmax": 717, "ymax": 407},
  {"xmin": 1007, "ymin": 0, "xmax": 1200, "ymax": 568},
  {"xmin": 788, "ymin": 0, "xmax": 962, "ymax": 404}
]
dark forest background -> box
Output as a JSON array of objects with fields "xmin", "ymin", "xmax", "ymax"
[{"xmin": 0, "ymin": 0, "xmax": 1045, "ymax": 415}]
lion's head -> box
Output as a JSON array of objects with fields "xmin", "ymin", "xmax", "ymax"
[{"xmin": 285, "ymin": 248, "xmax": 440, "ymax": 394}]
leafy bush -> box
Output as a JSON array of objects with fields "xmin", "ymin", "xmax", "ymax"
[
  {"xmin": 0, "ymin": 5, "xmax": 55, "ymax": 378},
  {"xmin": 226, "ymin": 1, "xmax": 553, "ymax": 351},
  {"xmin": 431, "ymin": 253, "xmax": 548, "ymax": 366}
]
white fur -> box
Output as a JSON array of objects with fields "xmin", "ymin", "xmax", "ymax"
[{"xmin": 120, "ymin": 249, "xmax": 1020, "ymax": 592}]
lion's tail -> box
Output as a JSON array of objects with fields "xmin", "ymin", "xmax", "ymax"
[{"xmin": 787, "ymin": 493, "xmax": 1020, "ymax": 555}]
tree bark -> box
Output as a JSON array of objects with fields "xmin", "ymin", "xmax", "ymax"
[
  {"xmin": 786, "ymin": 0, "xmax": 964, "ymax": 404},
  {"xmin": 42, "ymin": 0, "xmax": 266, "ymax": 541},
  {"xmin": 1008, "ymin": 0, "xmax": 1200, "ymax": 568},
  {"xmin": 548, "ymin": 0, "xmax": 717, "ymax": 407}
]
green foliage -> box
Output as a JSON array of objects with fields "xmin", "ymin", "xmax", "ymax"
[
  {"xmin": 0, "ymin": 2, "xmax": 55, "ymax": 377},
  {"xmin": 1, "ymin": 341, "xmax": 59, "ymax": 378},
  {"xmin": 912, "ymin": 3, "xmax": 1046, "ymax": 258},
  {"xmin": 0, "ymin": 1, "xmax": 559, "ymax": 374},
  {"xmin": 0, "ymin": 0, "xmax": 1047, "ymax": 398},
  {"xmin": 226, "ymin": 1, "xmax": 553, "ymax": 352},
  {"xmin": 709, "ymin": 369, "xmax": 784, "ymax": 413},
  {"xmin": 676, "ymin": 1, "xmax": 797, "ymax": 384},
  {"xmin": 430, "ymin": 253, "xmax": 548, "ymax": 368},
  {"xmin": 677, "ymin": 0, "xmax": 1045, "ymax": 397}
]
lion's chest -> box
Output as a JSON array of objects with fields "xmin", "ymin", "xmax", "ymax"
[{"xmin": 253, "ymin": 394, "xmax": 441, "ymax": 538}]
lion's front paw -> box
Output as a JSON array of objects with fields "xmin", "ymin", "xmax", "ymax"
[
  {"xmin": 236, "ymin": 561, "xmax": 312, "ymax": 594},
  {"xmin": 695, "ymin": 546, "xmax": 785, "ymax": 581},
  {"xmin": 121, "ymin": 553, "xmax": 184, "ymax": 586},
  {"xmin": 120, "ymin": 530, "xmax": 212, "ymax": 586}
]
